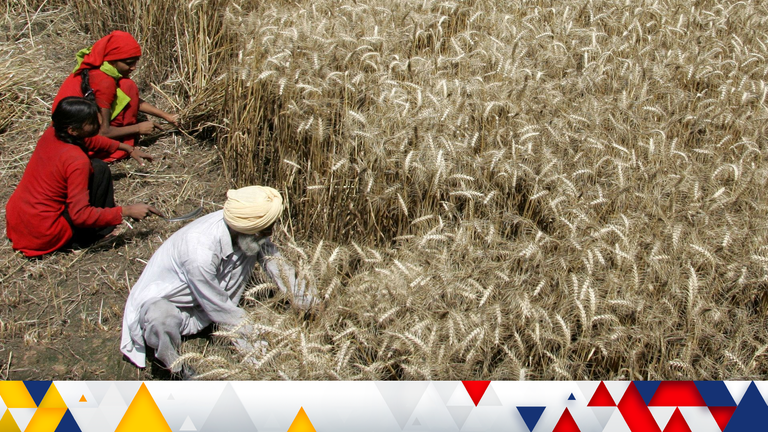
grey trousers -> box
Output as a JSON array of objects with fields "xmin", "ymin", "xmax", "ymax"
[{"xmin": 139, "ymin": 298, "xmax": 209, "ymax": 373}]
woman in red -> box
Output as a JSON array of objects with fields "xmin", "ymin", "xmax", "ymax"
[
  {"xmin": 52, "ymin": 30, "xmax": 179, "ymax": 162},
  {"xmin": 6, "ymin": 97, "xmax": 162, "ymax": 257}
]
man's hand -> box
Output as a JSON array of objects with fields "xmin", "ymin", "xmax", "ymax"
[
  {"xmin": 122, "ymin": 204, "xmax": 165, "ymax": 221},
  {"xmin": 290, "ymin": 277, "xmax": 317, "ymax": 312}
]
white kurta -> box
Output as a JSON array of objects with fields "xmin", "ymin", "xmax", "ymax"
[{"xmin": 121, "ymin": 210, "xmax": 267, "ymax": 367}]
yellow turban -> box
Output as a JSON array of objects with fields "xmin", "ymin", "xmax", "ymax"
[{"xmin": 223, "ymin": 186, "xmax": 284, "ymax": 234}]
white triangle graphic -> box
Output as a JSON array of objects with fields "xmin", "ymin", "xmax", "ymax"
[
  {"xmin": 55, "ymin": 382, "xmax": 98, "ymax": 408},
  {"xmin": 590, "ymin": 406, "xmax": 615, "ymax": 428},
  {"xmin": 8, "ymin": 408, "xmax": 36, "ymax": 431},
  {"xmin": 69, "ymin": 408, "xmax": 98, "ymax": 430},
  {"xmin": 446, "ymin": 385, "xmax": 474, "ymax": 406},
  {"xmin": 0, "ymin": 394, "xmax": 6, "ymax": 412},
  {"xmin": 168, "ymin": 393, "xmax": 175, "ymax": 401},
  {"xmin": 432, "ymin": 382, "xmax": 459, "ymax": 405},
  {"xmin": 724, "ymin": 381, "xmax": 751, "ymax": 405},
  {"xmin": 114, "ymin": 382, "xmax": 142, "ymax": 406},
  {"xmin": 412, "ymin": 417, "xmax": 421, "ymax": 426},
  {"xmin": 82, "ymin": 409, "xmax": 109, "ymax": 432},
  {"xmin": 262, "ymin": 413, "xmax": 280, "ymax": 429},
  {"xmin": 577, "ymin": 382, "xmax": 601, "ymax": 403},
  {"xmin": 375, "ymin": 382, "xmax": 429, "ymax": 429},
  {"xmin": 478, "ymin": 384, "xmax": 502, "ymax": 406},
  {"xmin": 85, "ymin": 382, "xmax": 111, "ymax": 406},
  {"xmin": 649, "ymin": 406, "xmax": 675, "ymax": 430},
  {"xmin": 100, "ymin": 404, "xmax": 129, "ymax": 431},
  {"xmin": 602, "ymin": 408, "xmax": 632, "ymax": 432},
  {"xmin": 99, "ymin": 384, "xmax": 128, "ymax": 408},
  {"xmin": 463, "ymin": 406, "xmax": 503, "ymax": 431},
  {"xmin": 447, "ymin": 405, "xmax": 473, "ymax": 429},
  {"xmin": 679, "ymin": 406, "xmax": 721, "ymax": 432},
  {"xmin": 180, "ymin": 416, "xmax": 197, "ymax": 431},
  {"xmin": 604, "ymin": 382, "xmax": 631, "ymax": 405}
]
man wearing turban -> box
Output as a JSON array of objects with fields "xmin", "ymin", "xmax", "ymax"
[{"xmin": 120, "ymin": 186, "xmax": 314, "ymax": 377}]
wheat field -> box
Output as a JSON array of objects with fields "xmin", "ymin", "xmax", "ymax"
[{"xmin": 7, "ymin": 0, "xmax": 768, "ymax": 380}]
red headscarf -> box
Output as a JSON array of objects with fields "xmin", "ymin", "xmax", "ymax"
[{"xmin": 76, "ymin": 30, "xmax": 142, "ymax": 72}]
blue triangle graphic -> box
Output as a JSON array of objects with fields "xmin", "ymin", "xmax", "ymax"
[
  {"xmin": 633, "ymin": 381, "xmax": 661, "ymax": 405},
  {"xmin": 55, "ymin": 409, "xmax": 83, "ymax": 432},
  {"xmin": 517, "ymin": 406, "xmax": 546, "ymax": 432},
  {"xmin": 23, "ymin": 381, "xmax": 52, "ymax": 406},
  {"xmin": 724, "ymin": 382, "xmax": 768, "ymax": 432},
  {"xmin": 695, "ymin": 381, "xmax": 736, "ymax": 407},
  {"xmin": 568, "ymin": 393, "xmax": 576, "ymax": 401}
]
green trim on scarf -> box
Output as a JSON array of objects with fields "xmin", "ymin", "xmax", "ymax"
[{"xmin": 74, "ymin": 47, "xmax": 131, "ymax": 120}]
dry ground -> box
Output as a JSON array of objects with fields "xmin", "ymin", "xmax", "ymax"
[{"xmin": 0, "ymin": 7, "xmax": 231, "ymax": 380}]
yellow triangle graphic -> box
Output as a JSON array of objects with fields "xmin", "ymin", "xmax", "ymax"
[
  {"xmin": 115, "ymin": 383, "xmax": 171, "ymax": 432},
  {"xmin": 0, "ymin": 409, "xmax": 21, "ymax": 432},
  {"xmin": 287, "ymin": 407, "xmax": 316, "ymax": 432},
  {"xmin": 0, "ymin": 382, "xmax": 36, "ymax": 408},
  {"xmin": 79, "ymin": 395, "xmax": 87, "ymax": 402},
  {"xmin": 24, "ymin": 408, "xmax": 67, "ymax": 432},
  {"xmin": 38, "ymin": 383, "xmax": 67, "ymax": 409}
]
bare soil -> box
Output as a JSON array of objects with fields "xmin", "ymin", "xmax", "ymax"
[{"xmin": 0, "ymin": 14, "xmax": 229, "ymax": 380}]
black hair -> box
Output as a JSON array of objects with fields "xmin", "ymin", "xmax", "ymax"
[
  {"xmin": 80, "ymin": 69, "xmax": 96, "ymax": 102},
  {"xmin": 52, "ymin": 96, "xmax": 100, "ymax": 145}
]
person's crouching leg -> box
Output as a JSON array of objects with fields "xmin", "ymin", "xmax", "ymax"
[{"xmin": 140, "ymin": 298, "xmax": 188, "ymax": 376}]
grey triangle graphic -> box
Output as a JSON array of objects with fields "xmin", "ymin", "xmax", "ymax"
[
  {"xmin": 82, "ymin": 408, "xmax": 110, "ymax": 432},
  {"xmin": 478, "ymin": 384, "xmax": 502, "ymax": 406},
  {"xmin": 180, "ymin": 416, "xmax": 197, "ymax": 431},
  {"xmin": 432, "ymin": 382, "xmax": 459, "ymax": 405},
  {"xmin": 200, "ymin": 383, "xmax": 257, "ymax": 432},
  {"xmin": 114, "ymin": 382, "xmax": 142, "ymax": 406},
  {"xmin": 262, "ymin": 414, "xmax": 280, "ymax": 429},
  {"xmin": 69, "ymin": 408, "xmax": 98, "ymax": 431},
  {"xmin": 591, "ymin": 407, "xmax": 615, "ymax": 428},
  {"xmin": 168, "ymin": 393, "xmax": 175, "ymax": 400},
  {"xmin": 85, "ymin": 382, "xmax": 111, "ymax": 406},
  {"xmin": 376, "ymin": 382, "xmax": 429, "ymax": 429},
  {"xmin": 447, "ymin": 406, "xmax": 473, "ymax": 429},
  {"xmin": 98, "ymin": 385, "xmax": 127, "ymax": 408},
  {"xmin": 603, "ymin": 408, "xmax": 632, "ymax": 432},
  {"xmin": 412, "ymin": 417, "xmax": 421, "ymax": 426}
]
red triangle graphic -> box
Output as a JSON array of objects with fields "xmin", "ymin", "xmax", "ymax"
[
  {"xmin": 461, "ymin": 381, "xmax": 491, "ymax": 406},
  {"xmin": 663, "ymin": 408, "xmax": 692, "ymax": 432},
  {"xmin": 588, "ymin": 382, "xmax": 616, "ymax": 407},
  {"xmin": 709, "ymin": 406, "xmax": 736, "ymax": 432},
  {"xmin": 649, "ymin": 382, "xmax": 705, "ymax": 406},
  {"xmin": 552, "ymin": 407, "xmax": 581, "ymax": 432},
  {"xmin": 618, "ymin": 382, "xmax": 661, "ymax": 432}
]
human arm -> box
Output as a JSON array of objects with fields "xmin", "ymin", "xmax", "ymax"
[
  {"xmin": 98, "ymin": 107, "xmax": 162, "ymax": 139},
  {"xmin": 258, "ymin": 240, "xmax": 316, "ymax": 311},
  {"xmin": 84, "ymin": 135, "xmax": 153, "ymax": 165},
  {"xmin": 139, "ymin": 100, "xmax": 179, "ymax": 126},
  {"xmin": 117, "ymin": 142, "xmax": 153, "ymax": 165},
  {"xmin": 122, "ymin": 204, "xmax": 164, "ymax": 220}
]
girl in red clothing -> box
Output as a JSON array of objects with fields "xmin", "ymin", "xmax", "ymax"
[
  {"xmin": 6, "ymin": 97, "xmax": 163, "ymax": 257},
  {"xmin": 52, "ymin": 31, "xmax": 179, "ymax": 162}
]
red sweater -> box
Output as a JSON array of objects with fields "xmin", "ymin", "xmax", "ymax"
[
  {"xmin": 6, "ymin": 128, "xmax": 123, "ymax": 257},
  {"xmin": 53, "ymin": 69, "xmax": 117, "ymax": 112}
]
